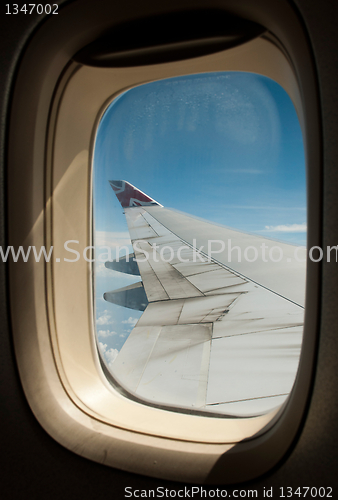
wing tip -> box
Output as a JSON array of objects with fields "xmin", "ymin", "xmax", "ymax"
[{"xmin": 109, "ymin": 180, "xmax": 162, "ymax": 208}]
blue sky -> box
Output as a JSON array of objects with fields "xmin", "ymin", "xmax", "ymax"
[{"xmin": 92, "ymin": 71, "xmax": 306, "ymax": 366}]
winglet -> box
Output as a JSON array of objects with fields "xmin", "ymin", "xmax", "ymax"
[{"xmin": 109, "ymin": 180, "xmax": 162, "ymax": 208}]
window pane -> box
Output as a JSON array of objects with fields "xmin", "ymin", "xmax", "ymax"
[{"xmin": 92, "ymin": 72, "xmax": 306, "ymax": 417}]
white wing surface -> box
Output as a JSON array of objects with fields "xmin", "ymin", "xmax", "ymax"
[{"xmin": 105, "ymin": 181, "xmax": 305, "ymax": 417}]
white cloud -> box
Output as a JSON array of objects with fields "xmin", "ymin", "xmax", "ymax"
[
  {"xmin": 122, "ymin": 316, "xmax": 138, "ymax": 327},
  {"xmin": 99, "ymin": 342, "xmax": 107, "ymax": 353},
  {"xmin": 105, "ymin": 348, "xmax": 119, "ymax": 366},
  {"xmin": 97, "ymin": 329, "xmax": 117, "ymax": 338},
  {"xmin": 264, "ymin": 223, "xmax": 307, "ymax": 233},
  {"xmin": 96, "ymin": 310, "xmax": 114, "ymax": 326},
  {"xmin": 98, "ymin": 342, "xmax": 119, "ymax": 370}
]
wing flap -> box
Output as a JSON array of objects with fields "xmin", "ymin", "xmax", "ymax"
[
  {"xmin": 137, "ymin": 293, "xmax": 241, "ymax": 327},
  {"xmin": 113, "ymin": 323, "xmax": 212, "ymax": 409},
  {"xmin": 135, "ymin": 240, "xmax": 203, "ymax": 300},
  {"xmin": 206, "ymin": 326, "xmax": 303, "ymax": 411}
]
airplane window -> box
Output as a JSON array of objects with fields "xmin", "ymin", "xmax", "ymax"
[{"xmin": 92, "ymin": 71, "xmax": 306, "ymax": 417}]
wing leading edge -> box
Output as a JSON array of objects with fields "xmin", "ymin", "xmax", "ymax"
[{"xmin": 102, "ymin": 180, "xmax": 304, "ymax": 417}]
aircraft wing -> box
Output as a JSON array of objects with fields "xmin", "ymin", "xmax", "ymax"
[{"xmin": 104, "ymin": 181, "xmax": 305, "ymax": 417}]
